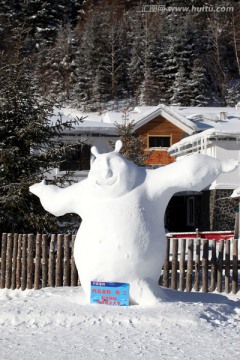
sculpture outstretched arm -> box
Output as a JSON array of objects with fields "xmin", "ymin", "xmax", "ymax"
[
  {"xmin": 29, "ymin": 179, "xmax": 85, "ymax": 216},
  {"xmin": 147, "ymin": 153, "xmax": 239, "ymax": 199}
]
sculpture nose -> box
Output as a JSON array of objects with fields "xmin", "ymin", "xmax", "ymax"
[
  {"xmin": 102, "ymin": 168, "xmax": 113, "ymax": 179},
  {"xmin": 99, "ymin": 157, "xmax": 113, "ymax": 179}
]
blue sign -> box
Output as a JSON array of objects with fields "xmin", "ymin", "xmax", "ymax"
[{"xmin": 90, "ymin": 281, "xmax": 130, "ymax": 306}]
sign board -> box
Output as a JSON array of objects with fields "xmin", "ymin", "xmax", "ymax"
[{"xmin": 90, "ymin": 281, "xmax": 130, "ymax": 306}]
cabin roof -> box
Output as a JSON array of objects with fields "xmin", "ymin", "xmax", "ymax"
[{"xmin": 51, "ymin": 104, "xmax": 240, "ymax": 137}]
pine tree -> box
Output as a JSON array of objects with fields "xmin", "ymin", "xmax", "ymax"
[
  {"xmin": 128, "ymin": 11, "xmax": 165, "ymax": 106},
  {"xmin": 98, "ymin": 3, "xmax": 130, "ymax": 106},
  {"xmin": 205, "ymin": 10, "xmax": 234, "ymax": 105},
  {"xmin": 73, "ymin": 5, "xmax": 101, "ymax": 111},
  {"xmin": 189, "ymin": 59, "xmax": 209, "ymax": 106},
  {"xmin": 225, "ymin": 82, "xmax": 240, "ymax": 106},
  {"xmin": 165, "ymin": 16, "xmax": 196, "ymax": 105},
  {"xmin": 73, "ymin": 1, "xmax": 130, "ymax": 111},
  {"xmin": 35, "ymin": 25, "xmax": 77, "ymax": 101},
  {"xmin": 111, "ymin": 109, "xmax": 150, "ymax": 166},
  {"xmin": 0, "ymin": 49, "xmax": 83, "ymax": 233}
]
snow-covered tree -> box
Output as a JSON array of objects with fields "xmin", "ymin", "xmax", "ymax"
[
  {"xmin": 205, "ymin": 10, "xmax": 236, "ymax": 105},
  {"xmin": 189, "ymin": 59, "xmax": 209, "ymax": 106},
  {"xmin": 110, "ymin": 109, "xmax": 150, "ymax": 166},
  {"xmin": 72, "ymin": 5, "xmax": 101, "ymax": 111},
  {"xmin": 35, "ymin": 25, "xmax": 77, "ymax": 102},
  {"xmin": 0, "ymin": 50, "xmax": 83, "ymax": 233},
  {"xmin": 73, "ymin": 1, "xmax": 130, "ymax": 111},
  {"xmin": 1, "ymin": 0, "xmax": 240, "ymax": 110},
  {"xmin": 170, "ymin": 65, "xmax": 190, "ymax": 105},
  {"xmin": 225, "ymin": 82, "xmax": 240, "ymax": 106},
  {"xmin": 98, "ymin": 4, "xmax": 130, "ymax": 105}
]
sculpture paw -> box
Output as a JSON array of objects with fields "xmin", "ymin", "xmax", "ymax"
[
  {"xmin": 221, "ymin": 159, "xmax": 239, "ymax": 173},
  {"xmin": 29, "ymin": 179, "xmax": 47, "ymax": 196}
]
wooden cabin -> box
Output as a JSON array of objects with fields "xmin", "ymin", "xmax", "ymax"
[
  {"xmin": 136, "ymin": 115, "xmax": 187, "ymax": 166},
  {"xmin": 133, "ymin": 105, "xmax": 196, "ymax": 166}
]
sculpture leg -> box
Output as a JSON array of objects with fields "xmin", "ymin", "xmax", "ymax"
[{"xmin": 129, "ymin": 279, "xmax": 169, "ymax": 306}]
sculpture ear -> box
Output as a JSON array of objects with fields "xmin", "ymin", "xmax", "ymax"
[
  {"xmin": 115, "ymin": 140, "xmax": 123, "ymax": 153},
  {"xmin": 91, "ymin": 146, "xmax": 100, "ymax": 158}
]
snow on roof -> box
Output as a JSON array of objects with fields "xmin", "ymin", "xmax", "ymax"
[
  {"xmin": 50, "ymin": 106, "xmax": 160, "ymax": 135},
  {"xmin": 230, "ymin": 186, "xmax": 240, "ymax": 198},
  {"xmin": 176, "ymin": 106, "xmax": 240, "ymax": 131},
  {"xmin": 50, "ymin": 107, "xmax": 116, "ymax": 135},
  {"xmin": 51, "ymin": 105, "xmax": 240, "ymax": 139},
  {"xmin": 168, "ymin": 107, "xmax": 240, "ymax": 153},
  {"xmin": 132, "ymin": 104, "xmax": 197, "ymax": 134}
]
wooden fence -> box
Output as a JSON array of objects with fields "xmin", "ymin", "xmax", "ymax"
[
  {"xmin": 0, "ymin": 233, "xmax": 239, "ymax": 294},
  {"xmin": 0, "ymin": 233, "xmax": 79, "ymax": 291},
  {"xmin": 159, "ymin": 237, "xmax": 239, "ymax": 294}
]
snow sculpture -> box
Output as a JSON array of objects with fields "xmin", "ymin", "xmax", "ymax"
[{"xmin": 30, "ymin": 141, "xmax": 238, "ymax": 305}]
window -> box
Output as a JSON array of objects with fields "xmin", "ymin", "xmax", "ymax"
[
  {"xmin": 148, "ymin": 136, "xmax": 171, "ymax": 148},
  {"xmin": 60, "ymin": 144, "xmax": 91, "ymax": 171}
]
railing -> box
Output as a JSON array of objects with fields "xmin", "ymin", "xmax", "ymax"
[
  {"xmin": 0, "ymin": 233, "xmax": 239, "ymax": 294},
  {"xmin": 159, "ymin": 236, "xmax": 239, "ymax": 294},
  {"xmin": 0, "ymin": 234, "xmax": 78, "ymax": 290}
]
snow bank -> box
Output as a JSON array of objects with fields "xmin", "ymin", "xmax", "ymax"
[{"xmin": 0, "ymin": 287, "xmax": 239, "ymax": 360}]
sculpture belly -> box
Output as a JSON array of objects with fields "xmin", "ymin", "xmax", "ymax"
[{"xmin": 74, "ymin": 200, "xmax": 166, "ymax": 293}]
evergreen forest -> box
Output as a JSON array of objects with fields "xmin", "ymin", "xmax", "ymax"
[{"xmin": 1, "ymin": 0, "xmax": 240, "ymax": 111}]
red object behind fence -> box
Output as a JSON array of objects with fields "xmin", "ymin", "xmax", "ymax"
[{"xmin": 166, "ymin": 231, "xmax": 234, "ymax": 241}]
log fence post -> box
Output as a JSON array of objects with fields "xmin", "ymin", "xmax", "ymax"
[
  {"xmin": 186, "ymin": 239, "xmax": 193, "ymax": 292},
  {"xmin": 11, "ymin": 233, "xmax": 18, "ymax": 290},
  {"xmin": 21, "ymin": 234, "xmax": 27, "ymax": 291},
  {"xmin": 210, "ymin": 240, "xmax": 217, "ymax": 292},
  {"xmin": 0, "ymin": 233, "xmax": 7, "ymax": 289},
  {"xmin": 225, "ymin": 240, "xmax": 230, "ymax": 294},
  {"xmin": 16, "ymin": 234, "xmax": 22, "ymax": 289},
  {"xmin": 71, "ymin": 235, "xmax": 78, "ymax": 286},
  {"xmin": 217, "ymin": 240, "xmax": 224, "ymax": 293},
  {"xmin": 63, "ymin": 234, "xmax": 71, "ymax": 286},
  {"xmin": 163, "ymin": 238, "xmax": 170, "ymax": 288},
  {"xmin": 171, "ymin": 239, "xmax": 178, "ymax": 290},
  {"xmin": 194, "ymin": 238, "xmax": 200, "ymax": 292},
  {"xmin": 34, "ymin": 234, "xmax": 42, "ymax": 290},
  {"xmin": 202, "ymin": 240, "xmax": 209, "ymax": 293},
  {"xmin": 56, "ymin": 234, "xmax": 63, "ymax": 287},
  {"xmin": 5, "ymin": 233, "xmax": 13, "ymax": 289},
  {"xmin": 179, "ymin": 238, "xmax": 186, "ymax": 292},
  {"xmin": 42, "ymin": 234, "xmax": 48, "ymax": 288},
  {"xmin": 48, "ymin": 234, "xmax": 56, "ymax": 287},
  {"xmin": 232, "ymin": 239, "xmax": 238, "ymax": 294},
  {"xmin": 27, "ymin": 234, "xmax": 34, "ymax": 289}
]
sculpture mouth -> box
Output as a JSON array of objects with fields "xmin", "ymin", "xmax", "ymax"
[{"xmin": 96, "ymin": 176, "xmax": 118, "ymax": 187}]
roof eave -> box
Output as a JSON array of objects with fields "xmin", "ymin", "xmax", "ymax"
[{"xmin": 133, "ymin": 105, "xmax": 196, "ymax": 135}]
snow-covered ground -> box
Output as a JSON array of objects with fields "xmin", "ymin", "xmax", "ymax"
[{"xmin": 0, "ymin": 286, "xmax": 239, "ymax": 360}]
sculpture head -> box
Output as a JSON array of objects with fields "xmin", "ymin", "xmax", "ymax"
[{"xmin": 88, "ymin": 140, "xmax": 141, "ymax": 197}]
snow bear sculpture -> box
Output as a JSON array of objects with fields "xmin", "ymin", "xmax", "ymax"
[{"xmin": 30, "ymin": 141, "xmax": 238, "ymax": 305}]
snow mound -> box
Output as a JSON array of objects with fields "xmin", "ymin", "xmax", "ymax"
[{"xmin": 0, "ymin": 287, "xmax": 239, "ymax": 360}]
